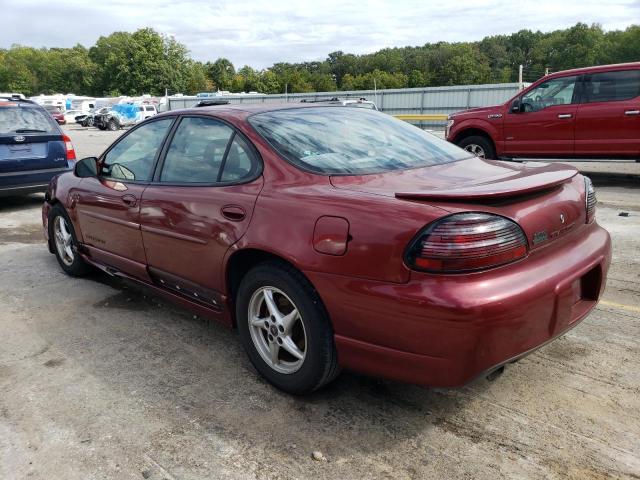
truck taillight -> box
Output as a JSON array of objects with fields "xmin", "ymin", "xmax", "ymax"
[
  {"xmin": 585, "ymin": 177, "xmax": 596, "ymax": 224},
  {"xmin": 62, "ymin": 134, "xmax": 76, "ymax": 162},
  {"xmin": 405, "ymin": 213, "xmax": 528, "ymax": 273}
]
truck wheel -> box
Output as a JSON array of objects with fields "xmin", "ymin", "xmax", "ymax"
[
  {"xmin": 236, "ymin": 261, "xmax": 340, "ymax": 394},
  {"xmin": 107, "ymin": 119, "xmax": 119, "ymax": 131},
  {"xmin": 458, "ymin": 135, "xmax": 496, "ymax": 160}
]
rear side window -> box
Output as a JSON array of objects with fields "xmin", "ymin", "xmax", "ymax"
[
  {"xmin": 582, "ymin": 70, "xmax": 640, "ymax": 103},
  {"xmin": 0, "ymin": 105, "xmax": 58, "ymax": 134},
  {"xmin": 160, "ymin": 116, "xmax": 259, "ymax": 184}
]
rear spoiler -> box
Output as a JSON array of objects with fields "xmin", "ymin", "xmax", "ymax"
[{"xmin": 395, "ymin": 168, "xmax": 578, "ymax": 201}]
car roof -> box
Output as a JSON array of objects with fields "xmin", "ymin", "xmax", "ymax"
[
  {"xmin": 157, "ymin": 102, "xmax": 346, "ymax": 119},
  {"xmin": 547, "ymin": 61, "xmax": 640, "ymax": 79}
]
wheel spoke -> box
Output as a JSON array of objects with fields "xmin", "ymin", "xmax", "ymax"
[
  {"xmin": 281, "ymin": 336, "xmax": 304, "ymax": 360},
  {"xmin": 64, "ymin": 245, "xmax": 74, "ymax": 259},
  {"xmin": 269, "ymin": 340, "xmax": 279, "ymax": 365},
  {"xmin": 250, "ymin": 315, "xmax": 267, "ymax": 329},
  {"xmin": 280, "ymin": 308, "xmax": 298, "ymax": 333},
  {"xmin": 263, "ymin": 288, "xmax": 280, "ymax": 319},
  {"xmin": 60, "ymin": 220, "xmax": 71, "ymax": 241}
]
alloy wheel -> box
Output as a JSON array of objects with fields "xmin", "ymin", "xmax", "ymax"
[
  {"xmin": 248, "ymin": 286, "xmax": 307, "ymax": 374},
  {"xmin": 464, "ymin": 143, "xmax": 486, "ymax": 158},
  {"xmin": 53, "ymin": 216, "xmax": 74, "ymax": 266}
]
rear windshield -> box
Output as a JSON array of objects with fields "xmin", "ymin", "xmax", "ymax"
[
  {"xmin": 0, "ymin": 105, "xmax": 58, "ymax": 135},
  {"xmin": 249, "ymin": 107, "xmax": 469, "ymax": 174}
]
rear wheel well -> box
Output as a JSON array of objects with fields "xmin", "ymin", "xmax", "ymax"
[{"xmin": 226, "ymin": 249, "xmax": 322, "ymax": 327}]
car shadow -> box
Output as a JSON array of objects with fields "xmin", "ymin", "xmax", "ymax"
[{"xmin": 0, "ymin": 193, "xmax": 45, "ymax": 213}]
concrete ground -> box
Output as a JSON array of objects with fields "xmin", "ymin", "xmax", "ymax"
[{"xmin": 0, "ymin": 126, "xmax": 638, "ymax": 479}]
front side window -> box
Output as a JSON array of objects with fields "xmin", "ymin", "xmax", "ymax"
[
  {"xmin": 520, "ymin": 76, "xmax": 578, "ymax": 113},
  {"xmin": 249, "ymin": 107, "xmax": 468, "ymax": 175},
  {"xmin": 161, "ymin": 117, "xmax": 233, "ymax": 183},
  {"xmin": 583, "ymin": 70, "xmax": 640, "ymax": 103},
  {"xmin": 101, "ymin": 118, "xmax": 173, "ymax": 181}
]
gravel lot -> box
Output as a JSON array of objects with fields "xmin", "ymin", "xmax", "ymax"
[{"xmin": 0, "ymin": 125, "xmax": 639, "ymax": 479}]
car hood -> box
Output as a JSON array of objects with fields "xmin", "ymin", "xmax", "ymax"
[
  {"xmin": 330, "ymin": 157, "xmax": 577, "ymax": 200},
  {"xmin": 450, "ymin": 105, "xmax": 501, "ymax": 118}
]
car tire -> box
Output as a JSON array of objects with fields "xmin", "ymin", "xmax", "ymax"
[
  {"xmin": 107, "ymin": 119, "xmax": 119, "ymax": 131},
  {"xmin": 98, "ymin": 125, "xmax": 106, "ymax": 130},
  {"xmin": 457, "ymin": 135, "xmax": 496, "ymax": 160},
  {"xmin": 48, "ymin": 204, "xmax": 91, "ymax": 277},
  {"xmin": 236, "ymin": 261, "xmax": 340, "ymax": 394}
]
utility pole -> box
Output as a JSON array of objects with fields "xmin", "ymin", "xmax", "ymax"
[{"xmin": 518, "ymin": 65, "xmax": 524, "ymax": 90}]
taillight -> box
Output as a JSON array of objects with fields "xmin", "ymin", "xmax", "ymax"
[
  {"xmin": 405, "ymin": 213, "xmax": 528, "ymax": 273},
  {"xmin": 585, "ymin": 177, "xmax": 596, "ymax": 224},
  {"xmin": 62, "ymin": 134, "xmax": 76, "ymax": 162}
]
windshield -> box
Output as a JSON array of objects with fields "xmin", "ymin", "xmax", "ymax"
[
  {"xmin": 0, "ymin": 105, "xmax": 58, "ymax": 134},
  {"xmin": 249, "ymin": 107, "xmax": 469, "ymax": 174}
]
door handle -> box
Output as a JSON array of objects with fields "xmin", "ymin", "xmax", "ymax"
[
  {"xmin": 221, "ymin": 205, "xmax": 246, "ymax": 221},
  {"xmin": 557, "ymin": 114, "xmax": 573, "ymax": 119},
  {"xmin": 625, "ymin": 110, "xmax": 640, "ymax": 115},
  {"xmin": 122, "ymin": 194, "xmax": 137, "ymax": 207}
]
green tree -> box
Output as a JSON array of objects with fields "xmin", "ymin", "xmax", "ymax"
[{"xmin": 206, "ymin": 58, "xmax": 235, "ymax": 91}]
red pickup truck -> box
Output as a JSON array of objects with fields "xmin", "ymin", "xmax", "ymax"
[{"xmin": 446, "ymin": 62, "xmax": 640, "ymax": 161}]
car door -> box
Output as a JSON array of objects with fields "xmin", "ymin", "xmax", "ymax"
[
  {"xmin": 503, "ymin": 75, "xmax": 579, "ymax": 157},
  {"xmin": 73, "ymin": 117, "xmax": 175, "ymax": 279},
  {"xmin": 574, "ymin": 69, "xmax": 640, "ymax": 157},
  {"xmin": 139, "ymin": 115, "xmax": 263, "ymax": 307}
]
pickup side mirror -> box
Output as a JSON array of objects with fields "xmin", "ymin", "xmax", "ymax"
[
  {"xmin": 74, "ymin": 156, "xmax": 99, "ymax": 178},
  {"xmin": 511, "ymin": 99, "xmax": 522, "ymax": 113}
]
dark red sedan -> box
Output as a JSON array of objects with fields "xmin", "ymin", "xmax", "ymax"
[{"xmin": 42, "ymin": 104, "xmax": 611, "ymax": 394}]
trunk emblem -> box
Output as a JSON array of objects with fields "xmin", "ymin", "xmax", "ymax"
[
  {"xmin": 13, "ymin": 135, "xmax": 25, "ymax": 142},
  {"xmin": 560, "ymin": 213, "xmax": 565, "ymax": 224}
]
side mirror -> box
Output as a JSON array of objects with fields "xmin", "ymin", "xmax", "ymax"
[
  {"xmin": 74, "ymin": 157, "xmax": 99, "ymax": 178},
  {"xmin": 511, "ymin": 99, "xmax": 522, "ymax": 113}
]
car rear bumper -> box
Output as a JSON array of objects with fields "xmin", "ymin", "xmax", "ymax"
[
  {"xmin": 0, "ymin": 168, "xmax": 70, "ymax": 197},
  {"xmin": 306, "ymin": 222, "xmax": 611, "ymax": 387}
]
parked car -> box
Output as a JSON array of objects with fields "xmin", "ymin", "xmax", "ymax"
[
  {"xmin": 44, "ymin": 104, "xmax": 65, "ymax": 125},
  {"xmin": 301, "ymin": 97, "xmax": 378, "ymax": 110},
  {"xmin": 75, "ymin": 107, "xmax": 110, "ymax": 127},
  {"xmin": 63, "ymin": 109, "xmax": 83, "ymax": 125},
  {"xmin": 94, "ymin": 103, "xmax": 155, "ymax": 130},
  {"xmin": 1, "ymin": 96, "xmax": 76, "ymax": 196},
  {"xmin": 42, "ymin": 104, "xmax": 611, "ymax": 394},
  {"xmin": 140, "ymin": 104, "xmax": 158, "ymax": 119},
  {"xmin": 447, "ymin": 62, "xmax": 640, "ymax": 161}
]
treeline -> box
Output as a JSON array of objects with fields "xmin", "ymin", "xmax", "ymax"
[{"xmin": 1, "ymin": 23, "xmax": 639, "ymax": 97}]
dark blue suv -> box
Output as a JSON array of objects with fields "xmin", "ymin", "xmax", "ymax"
[{"xmin": 0, "ymin": 96, "xmax": 76, "ymax": 197}]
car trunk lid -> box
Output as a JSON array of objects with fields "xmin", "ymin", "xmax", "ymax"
[{"xmin": 330, "ymin": 157, "xmax": 585, "ymax": 250}]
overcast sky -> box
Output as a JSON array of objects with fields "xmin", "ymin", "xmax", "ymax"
[{"xmin": 1, "ymin": 0, "xmax": 638, "ymax": 68}]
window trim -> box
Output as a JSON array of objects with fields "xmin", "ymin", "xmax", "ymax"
[
  {"xmin": 150, "ymin": 113, "xmax": 263, "ymax": 187},
  {"xmin": 98, "ymin": 115, "xmax": 178, "ymax": 185},
  {"xmin": 580, "ymin": 69, "xmax": 640, "ymax": 104}
]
